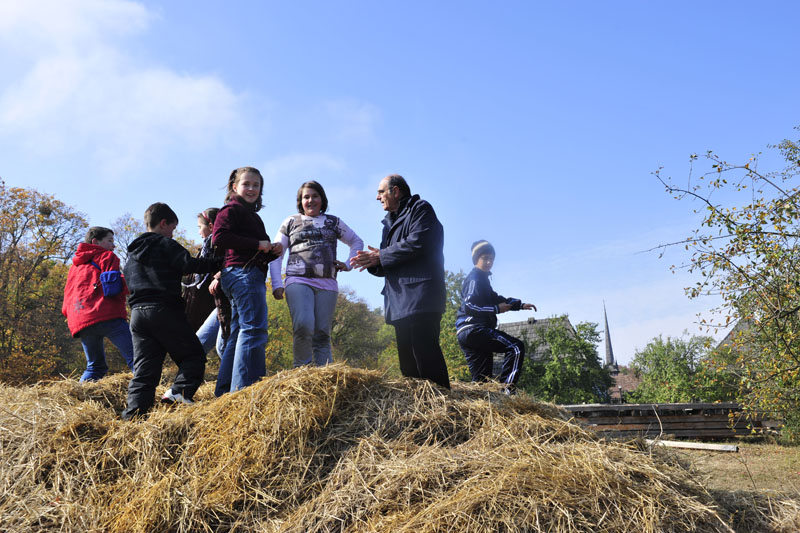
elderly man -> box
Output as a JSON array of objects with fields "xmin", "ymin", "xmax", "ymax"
[{"xmin": 351, "ymin": 174, "xmax": 450, "ymax": 389}]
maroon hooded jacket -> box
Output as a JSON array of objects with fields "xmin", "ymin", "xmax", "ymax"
[{"xmin": 62, "ymin": 243, "xmax": 129, "ymax": 337}]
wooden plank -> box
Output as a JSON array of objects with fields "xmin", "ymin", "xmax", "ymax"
[
  {"xmin": 579, "ymin": 421, "xmax": 752, "ymax": 431},
  {"xmin": 592, "ymin": 428, "xmax": 757, "ymax": 438},
  {"xmin": 561, "ymin": 402, "xmax": 741, "ymax": 412},
  {"xmin": 646, "ymin": 439, "xmax": 738, "ymax": 452},
  {"xmin": 571, "ymin": 414, "xmax": 746, "ymax": 425},
  {"xmin": 560, "ymin": 402, "xmax": 782, "ymax": 439}
]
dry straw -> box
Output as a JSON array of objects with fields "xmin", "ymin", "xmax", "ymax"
[{"xmin": 1, "ymin": 364, "xmax": 798, "ymax": 532}]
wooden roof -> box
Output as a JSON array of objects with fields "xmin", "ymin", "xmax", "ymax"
[{"xmin": 496, "ymin": 316, "xmax": 576, "ymax": 361}]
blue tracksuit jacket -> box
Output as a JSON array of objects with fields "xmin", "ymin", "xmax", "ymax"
[{"xmin": 455, "ymin": 267, "xmax": 521, "ymax": 332}]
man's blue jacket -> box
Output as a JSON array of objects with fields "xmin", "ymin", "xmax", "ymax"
[{"xmin": 368, "ymin": 194, "xmax": 445, "ymax": 324}]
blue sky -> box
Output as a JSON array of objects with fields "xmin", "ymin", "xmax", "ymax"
[{"xmin": 2, "ymin": 1, "xmax": 799, "ymax": 364}]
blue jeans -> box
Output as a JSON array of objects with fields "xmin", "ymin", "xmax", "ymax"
[
  {"xmin": 196, "ymin": 309, "xmax": 226, "ymax": 356},
  {"xmin": 216, "ymin": 266, "xmax": 268, "ymax": 396},
  {"xmin": 78, "ymin": 318, "xmax": 135, "ymax": 381},
  {"xmin": 285, "ymin": 283, "xmax": 337, "ymax": 367}
]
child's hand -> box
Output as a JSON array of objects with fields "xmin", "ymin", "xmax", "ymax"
[
  {"xmin": 522, "ymin": 303, "xmax": 537, "ymax": 311},
  {"xmin": 498, "ymin": 303, "xmax": 512, "ymax": 313},
  {"xmin": 208, "ymin": 279, "xmax": 221, "ymax": 296},
  {"xmin": 270, "ymin": 243, "xmax": 283, "ymax": 255},
  {"xmin": 334, "ymin": 260, "xmax": 348, "ymax": 272},
  {"xmin": 273, "ymin": 287, "xmax": 285, "ymax": 300}
]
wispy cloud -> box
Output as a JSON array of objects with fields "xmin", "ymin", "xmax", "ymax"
[
  {"xmin": 0, "ymin": 0, "xmax": 150, "ymax": 51},
  {"xmin": 0, "ymin": 0, "xmax": 244, "ymax": 177},
  {"xmin": 323, "ymin": 99, "xmax": 381, "ymax": 144},
  {"xmin": 260, "ymin": 153, "xmax": 348, "ymax": 186}
]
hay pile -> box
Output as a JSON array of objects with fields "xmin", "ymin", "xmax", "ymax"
[{"xmin": 1, "ymin": 365, "xmax": 798, "ymax": 532}]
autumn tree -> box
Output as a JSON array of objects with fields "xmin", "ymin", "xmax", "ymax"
[
  {"xmin": 628, "ymin": 333, "xmax": 726, "ymax": 403},
  {"xmin": 656, "ymin": 126, "xmax": 800, "ymax": 440},
  {"xmin": 331, "ymin": 288, "xmax": 391, "ymax": 368},
  {"xmin": 110, "ymin": 213, "xmax": 146, "ymax": 264},
  {"xmin": 112, "ymin": 212, "xmax": 196, "ymax": 265},
  {"xmin": 261, "ymin": 282, "xmax": 391, "ymax": 374},
  {"xmin": 0, "ymin": 181, "xmax": 88, "ymax": 382},
  {"xmin": 264, "ymin": 283, "xmax": 294, "ymax": 373},
  {"xmin": 440, "ymin": 270, "xmax": 471, "ymax": 381},
  {"xmin": 373, "ymin": 269, "xmax": 471, "ymax": 380}
]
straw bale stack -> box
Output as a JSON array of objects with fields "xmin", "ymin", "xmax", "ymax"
[{"xmin": 0, "ymin": 364, "xmax": 798, "ymax": 532}]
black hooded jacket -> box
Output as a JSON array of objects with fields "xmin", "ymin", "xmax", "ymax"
[{"xmin": 124, "ymin": 232, "xmax": 221, "ymax": 309}]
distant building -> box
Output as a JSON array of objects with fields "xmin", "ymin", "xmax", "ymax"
[
  {"xmin": 493, "ymin": 316, "xmax": 575, "ymax": 375},
  {"xmin": 608, "ymin": 368, "xmax": 641, "ymax": 403},
  {"xmin": 717, "ymin": 318, "xmax": 754, "ymax": 351},
  {"xmin": 495, "ymin": 311, "xmax": 639, "ymax": 403},
  {"xmin": 496, "ymin": 316, "xmax": 575, "ymax": 359}
]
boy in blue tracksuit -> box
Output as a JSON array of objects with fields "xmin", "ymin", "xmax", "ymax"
[{"xmin": 455, "ymin": 240, "xmax": 536, "ymax": 392}]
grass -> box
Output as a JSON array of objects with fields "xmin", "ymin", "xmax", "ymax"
[{"xmin": 677, "ymin": 442, "xmax": 800, "ymax": 493}]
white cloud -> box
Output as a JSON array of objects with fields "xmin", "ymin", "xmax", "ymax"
[
  {"xmin": 0, "ymin": 0, "xmax": 244, "ymax": 177},
  {"xmin": 0, "ymin": 0, "xmax": 150, "ymax": 52},
  {"xmin": 260, "ymin": 153, "xmax": 348, "ymax": 186},
  {"xmin": 323, "ymin": 99, "xmax": 381, "ymax": 144}
]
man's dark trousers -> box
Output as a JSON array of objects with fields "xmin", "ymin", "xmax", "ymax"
[
  {"xmin": 393, "ymin": 312, "xmax": 450, "ymax": 389},
  {"xmin": 122, "ymin": 305, "xmax": 206, "ymax": 419}
]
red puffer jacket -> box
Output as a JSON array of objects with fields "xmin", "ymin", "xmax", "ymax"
[{"xmin": 62, "ymin": 243, "xmax": 129, "ymax": 337}]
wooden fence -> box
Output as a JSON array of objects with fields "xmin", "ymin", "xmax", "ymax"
[{"xmin": 561, "ymin": 402, "xmax": 781, "ymax": 440}]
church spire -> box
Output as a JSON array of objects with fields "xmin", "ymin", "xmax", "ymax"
[{"xmin": 603, "ymin": 302, "xmax": 618, "ymax": 372}]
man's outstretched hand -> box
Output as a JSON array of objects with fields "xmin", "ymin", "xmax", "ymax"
[{"xmin": 350, "ymin": 245, "xmax": 381, "ymax": 271}]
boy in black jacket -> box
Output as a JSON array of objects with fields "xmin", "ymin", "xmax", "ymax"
[
  {"xmin": 455, "ymin": 240, "xmax": 536, "ymax": 393},
  {"xmin": 121, "ymin": 203, "xmax": 221, "ymax": 420}
]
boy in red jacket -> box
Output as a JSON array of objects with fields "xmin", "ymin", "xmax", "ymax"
[{"xmin": 62, "ymin": 226, "xmax": 134, "ymax": 381}]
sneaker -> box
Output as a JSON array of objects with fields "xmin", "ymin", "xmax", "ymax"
[{"xmin": 161, "ymin": 389, "xmax": 194, "ymax": 405}]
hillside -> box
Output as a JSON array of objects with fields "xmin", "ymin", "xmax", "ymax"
[{"xmin": 1, "ymin": 365, "xmax": 798, "ymax": 532}]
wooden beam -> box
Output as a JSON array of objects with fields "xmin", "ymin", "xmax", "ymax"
[{"xmin": 646, "ymin": 439, "xmax": 738, "ymax": 452}]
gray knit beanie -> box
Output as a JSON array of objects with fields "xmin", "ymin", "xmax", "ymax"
[{"xmin": 471, "ymin": 240, "xmax": 495, "ymax": 264}]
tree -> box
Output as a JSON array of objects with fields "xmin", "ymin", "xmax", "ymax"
[
  {"xmin": 331, "ymin": 288, "xmax": 391, "ymax": 368},
  {"xmin": 261, "ymin": 283, "xmax": 391, "ymax": 374},
  {"xmin": 111, "ymin": 212, "xmax": 196, "ymax": 265},
  {"xmin": 110, "ymin": 213, "xmax": 146, "ymax": 265},
  {"xmin": 656, "ymin": 126, "xmax": 800, "ymax": 440},
  {"xmin": 264, "ymin": 282, "xmax": 294, "ymax": 373},
  {"xmin": 440, "ymin": 270, "xmax": 471, "ymax": 381},
  {"xmin": 518, "ymin": 318, "xmax": 613, "ymax": 404},
  {"xmin": 373, "ymin": 269, "xmax": 471, "ymax": 380},
  {"xmin": 627, "ymin": 333, "xmax": 727, "ymax": 403},
  {"xmin": 0, "ymin": 181, "xmax": 88, "ymax": 382}
]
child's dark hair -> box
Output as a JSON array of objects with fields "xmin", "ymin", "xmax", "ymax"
[
  {"xmin": 296, "ymin": 181, "xmax": 328, "ymax": 214},
  {"xmin": 144, "ymin": 202, "xmax": 178, "ymax": 230},
  {"xmin": 226, "ymin": 166, "xmax": 264, "ymax": 211},
  {"xmin": 84, "ymin": 226, "xmax": 114, "ymax": 244},
  {"xmin": 197, "ymin": 207, "xmax": 220, "ymax": 227}
]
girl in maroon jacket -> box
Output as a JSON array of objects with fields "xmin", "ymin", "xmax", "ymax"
[
  {"xmin": 212, "ymin": 167, "xmax": 282, "ymax": 395},
  {"xmin": 62, "ymin": 226, "xmax": 134, "ymax": 381}
]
